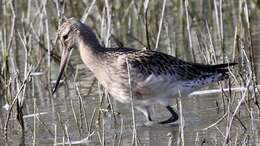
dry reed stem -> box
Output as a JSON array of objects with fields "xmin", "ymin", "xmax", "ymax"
[
  {"xmin": 202, "ymin": 112, "xmax": 228, "ymax": 131},
  {"xmin": 184, "ymin": 0, "xmax": 195, "ymax": 62},
  {"xmin": 33, "ymin": 98, "xmax": 37, "ymax": 145},
  {"xmin": 155, "ymin": 0, "xmax": 166, "ymax": 50},
  {"xmin": 117, "ymin": 118, "xmax": 124, "ymax": 146},
  {"xmin": 224, "ymin": 50, "xmax": 253, "ymax": 144},
  {"xmin": 54, "ymin": 124, "xmax": 57, "ymax": 145},
  {"xmin": 4, "ymin": 65, "xmax": 32, "ymax": 135},
  {"xmin": 70, "ymin": 99, "xmax": 81, "ymax": 136},
  {"xmin": 126, "ymin": 58, "xmax": 137, "ymax": 146},
  {"xmin": 178, "ymin": 98, "xmax": 185, "ymax": 146},
  {"xmin": 144, "ymin": 0, "xmax": 151, "ymax": 50},
  {"xmin": 81, "ymin": 0, "xmax": 97, "ymax": 22}
]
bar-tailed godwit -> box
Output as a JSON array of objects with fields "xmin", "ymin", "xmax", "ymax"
[{"xmin": 53, "ymin": 18, "xmax": 236, "ymax": 124}]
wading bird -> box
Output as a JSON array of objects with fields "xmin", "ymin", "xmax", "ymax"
[{"xmin": 53, "ymin": 18, "xmax": 236, "ymax": 124}]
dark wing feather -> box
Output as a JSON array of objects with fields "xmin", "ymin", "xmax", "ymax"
[{"xmin": 126, "ymin": 51, "xmax": 236, "ymax": 81}]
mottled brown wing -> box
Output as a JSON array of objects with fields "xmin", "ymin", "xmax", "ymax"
[{"xmin": 126, "ymin": 51, "xmax": 211, "ymax": 81}]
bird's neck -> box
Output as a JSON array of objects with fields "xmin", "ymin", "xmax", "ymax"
[{"xmin": 78, "ymin": 36, "xmax": 104, "ymax": 72}]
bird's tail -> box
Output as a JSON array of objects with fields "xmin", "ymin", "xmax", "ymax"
[
  {"xmin": 212, "ymin": 62, "xmax": 237, "ymax": 69},
  {"xmin": 211, "ymin": 62, "xmax": 237, "ymax": 80},
  {"xmin": 212, "ymin": 62, "xmax": 237, "ymax": 73}
]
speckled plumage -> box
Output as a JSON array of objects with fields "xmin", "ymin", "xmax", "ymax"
[{"xmin": 53, "ymin": 18, "xmax": 236, "ymax": 124}]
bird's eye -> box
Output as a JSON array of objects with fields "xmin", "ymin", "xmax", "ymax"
[{"xmin": 62, "ymin": 34, "xmax": 68, "ymax": 40}]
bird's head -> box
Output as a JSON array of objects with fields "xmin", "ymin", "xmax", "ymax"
[
  {"xmin": 52, "ymin": 18, "xmax": 81, "ymax": 94},
  {"xmin": 53, "ymin": 18, "xmax": 101, "ymax": 94}
]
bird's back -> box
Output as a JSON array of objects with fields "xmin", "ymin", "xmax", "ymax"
[{"xmin": 94, "ymin": 48, "xmax": 235, "ymax": 104}]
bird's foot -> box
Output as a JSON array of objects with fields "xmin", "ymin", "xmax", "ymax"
[{"xmin": 144, "ymin": 120, "xmax": 157, "ymax": 126}]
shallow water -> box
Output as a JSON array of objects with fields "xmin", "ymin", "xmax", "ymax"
[{"xmin": 1, "ymin": 54, "xmax": 259, "ymax": 145}]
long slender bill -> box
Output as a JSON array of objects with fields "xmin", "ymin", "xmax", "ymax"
[{"xmin": 52, "ymin": 48, "xmax": 71, "ymax": 94}]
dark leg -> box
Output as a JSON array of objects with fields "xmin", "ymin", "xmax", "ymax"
[
  {"xmin": 159, "ymin": 106, "xmax": 179, "ymax": 124},
  {"xmin": 136, "ymin": 106, "xmax": 152, "ymax": 122}
]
